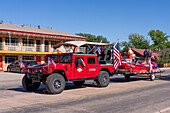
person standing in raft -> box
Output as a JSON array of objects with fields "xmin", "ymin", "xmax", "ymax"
[
  {"xmin": 143, "ymin": 47, "xmax": 152, "ymax": 72},
  {"xmin": 128, "ymin": 48, "xmax": 133, "ymax": 60},
  {"xmin": 143, "ymin": 47, "xmax": 148, "ymax": 63},
  {"xmin": 148, "ymin": 49, "xmax": 153, "ymax": 72}
]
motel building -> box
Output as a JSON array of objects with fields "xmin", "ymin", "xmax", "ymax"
[{"xmin": 0, "ymin": 23, "xmax": 86, "ymax": 71}]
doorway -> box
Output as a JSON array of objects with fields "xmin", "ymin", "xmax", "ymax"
[
  {"xmin": 45, "ymin": 40, "xmax": 49, "ymax": 52},
  {"xmin": 0, "ymin": 55, "xmax": 2, "ymax": 70},
  {"xmin": 0, "ymin": 37, "xmax": 2, "ymax": 50},
  {"xmin": 36, "ymin": 56, "xmax": 41, "ymax": 65},
  {"xmin": 36, "ymin": 40, "xmax": 40, "ymax": 52}
]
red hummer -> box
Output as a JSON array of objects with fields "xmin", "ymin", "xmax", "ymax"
[{"xmin": 22, "ymin": 41, "xmax": 114, "ymax": 94}]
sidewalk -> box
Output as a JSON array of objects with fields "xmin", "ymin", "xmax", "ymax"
[
  {"xmin": 0, "ymin": 72, "xmax": 24, "ymax": 82},
  {"xmin": 159, "ymin": 67, "xmax": 170, "ymax": 70}
]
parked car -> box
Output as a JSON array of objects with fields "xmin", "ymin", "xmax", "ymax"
[{"xmin": 7, "ymin": 61, "xmax": 38, "ymax": 73}]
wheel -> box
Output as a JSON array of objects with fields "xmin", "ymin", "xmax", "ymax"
[
  {"xmin": 125, "ymin": 75, "xmax": 130, "ymax": 80},
  {"xmin": 22, "ymin": 75, "xmax": 40, "ymax": 91},
  {"xmin": 7, "ymin": 67, "xmax": 11, "ymax": 72},
  {"xmin": 46, "ymin": 73, "xmax": 65, "ymax": 94},
  {"xmin": 96, "ymin": 71, "xmax": 110, "ymax": 87},
  {"xmin": 73, "ymin": 80, "xmax": 85, "ymax": 86},
  {"xmin": 150, "ymin": 73, "xmax": 155, "ymax": 81}
]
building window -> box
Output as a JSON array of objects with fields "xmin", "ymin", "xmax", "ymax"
[
  {"xmin": 51, "ymin": 41, "xmax": 60, "ymax": 47},
  {"xmin": 23, "ymin": 56, "xmax": 34, "ymax": 61},
  {"xmin": 5, "ymin": 55, "xmax": 18, "ymax": 63},
  {"xmin": 87, "ymin": 57, "xmax": 95, "ymax": 64},
  {"xmin": 5, "ymin": 37, "xmax": 18, "ymax": 46},
  {"xmin": 22, "ymin": 39, "xmax": 34, "ymax": 47}
]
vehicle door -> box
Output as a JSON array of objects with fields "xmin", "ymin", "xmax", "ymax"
[
  {"xmin": 9, "ymin": 62, "xmax": 18, "ymax": 72},
  {"xmin": 9, "ymin": 62, "xmax": 15, "ymax": 71},
  {"xmin": 86, "ymin": 57, "xmax": 98, "ymax": 78},
  {"xmin": 73, "ymin": 57, "xmax": 86, "ymax": 79},
  {"xmin": 14, "ymin": 62, "xmax": 20, "ymax": 72}
]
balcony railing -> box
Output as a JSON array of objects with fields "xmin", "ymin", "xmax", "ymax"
[
  {"xmin": 0, "ymin": 43, "xmax": 54, "ymax": 52},
  {"xmin": 36, "ymin": 45, "xmax": 41, "ymax": 52},
  {"xmin": 5, "ymin": 43, "xmax": 18, "ymax": 46},
  {"xmin": 45, "ymin": 45, "xmax": 49, "ymax": 52},
  {"xmin": 22, "ymin": 44, "xmax": 34, "ymax": 47}
]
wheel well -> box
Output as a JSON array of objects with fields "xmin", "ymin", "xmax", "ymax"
[
  {"xmin": 100, "ymin": 68, "xmax": 111, "ymax": 75},
  {"xmin": 52, "ymin": 70, "xmax": 68, "ymax": 81}
]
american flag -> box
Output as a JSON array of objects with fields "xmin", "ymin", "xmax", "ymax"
[
  {"xmin": 48, "ymin": 57, "xmax": 56, "ymax": 68},
  {"xmin": 111, "ymin": 40, "xmax": 122, "ymax": 70},
  {"xmin": 97, "ymin": 46, "xmax": 101, "ymax": 55},
  {"xmin": 19, "ymin": 58, "xmax": 25, "ymax": 68}
]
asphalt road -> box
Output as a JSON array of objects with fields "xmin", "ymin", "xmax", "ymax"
[{"xmin": 0, "ymin": 69, "xmax": 170, "ymax": 113}]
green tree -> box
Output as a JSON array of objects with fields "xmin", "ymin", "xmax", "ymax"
[
  {"xmin": 75, "ymin": 33, "xmax": 109, "ymax": 43},
  {"xmin": 155, "ymin": 50, "xmax": 170, "ymax": 64},
  {"xmin": 120, "ymin": 33, "xmax": 149, "ymax": 51},
  {"xmin": 128, "ymin": 33, "xmax": 149, "ymax": 49},
  {"xmin": 120, "ymin": 41, "xmax": 135, "ymax": 51},
  {"xmin": 165, "ymin": 41, "xmax": 170, "ymax": 48},
  {"xmin": 148, "ymin": 30, "xmax": 169, "ymax": 50}
]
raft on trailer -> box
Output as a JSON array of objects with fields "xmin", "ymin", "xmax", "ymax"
[{"xmin": 118, "ymin": 61, "xmax": 165, "ymax": 81}]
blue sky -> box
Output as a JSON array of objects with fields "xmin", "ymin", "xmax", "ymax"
[{"xmin": 1, "ymin": 0, "xmax": 170, "ymax": 44}]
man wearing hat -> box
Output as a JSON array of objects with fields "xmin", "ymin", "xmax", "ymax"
[{"xmin": 143, "ymin": 47, "xmax": 152, "ymax": 72}]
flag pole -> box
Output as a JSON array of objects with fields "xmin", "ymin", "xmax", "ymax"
[
  {"xmin": 48, "ymin": 57, "xmax": 49, "ymax": 73},
  {"xmin": 114, "ymin": 39, "xmax": 119, "ymax": 47},
  {"xmin": 112, "ymin": 39, "xmax": 120, "ymax": 71}
]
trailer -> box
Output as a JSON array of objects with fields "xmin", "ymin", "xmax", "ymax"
[{"xmin": 118, "ymin": 61, "xmax": 165, "ymax": 81}]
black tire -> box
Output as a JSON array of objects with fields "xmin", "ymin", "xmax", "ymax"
[
  {"xmin": 46, "ymin": 73, "xmax": 65, "ymax": 94},
  {"xmin": 125, "ymin": 75, "xmax": 130, "ymax": 80},
  {"xmin": 22, "ymin": 75, "xmax": 40, "ymax": 91},
  {"xmin": 150, "ymin": 74, "xmax": 155, "ymax": 81},
  {"xmin": 73, "ymin": 80, "xmax": 85, "ymax": 86},
  {"xmin": 7, "ymin": 67, "xmax": 11, "ymax": 72},
  {"xmin": 96, "ymin": 71, "xmax": 110, "ymax": 87}
]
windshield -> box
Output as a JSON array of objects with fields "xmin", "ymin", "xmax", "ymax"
[
  {"xmin": 59, "ymin": 55, "xmax": 72, "ymax": 63},
  {"xmin": 46, "ymin": 54, "xmax": 72, "ymax": 63},
  {"xmin": 26, "ymin": 61, "xmax": 38, "ymax": 65}
]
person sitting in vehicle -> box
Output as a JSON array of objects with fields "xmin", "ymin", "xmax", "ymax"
[
  {"xmin": 106, "ymin": 50, "xmax": 111, "ymax": 60},
  {"xmin": 64, "ymin": 58, "xmax": 69, "ymax": 63},
  {"xmin": 99, "ymin": 51, "xmax": 105, "ymax": 60},
  {"xmin": 75, "ymin": 57, "xmax": 85, "ymax": 68}
]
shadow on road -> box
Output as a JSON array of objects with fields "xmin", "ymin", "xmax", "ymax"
[
  {"xmin": 110, "ymin": 76, "xmax": 150, "ymax": 83},
  {"xmin": 6, "ymin": 74, "xmax": 170, "ymax": 94},
  {"xmin": 4, "ymin": 71, "xmax": 23, "ymax": 74},
  {"xmin": 7, "ymin": 83, "xmax": 87, "ymax": 95},
  {"xmin": 158, "ymin": 75, "xmax": 170, "ymax": 81}
]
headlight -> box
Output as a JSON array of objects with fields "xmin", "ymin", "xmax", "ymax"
[
  {"xmin": 34, "ymin": 69, "xmax": 38, "ymax": 73},
  {"xmin": 40, "ymin": 69, "xmax": 43, "ymax": 74}
]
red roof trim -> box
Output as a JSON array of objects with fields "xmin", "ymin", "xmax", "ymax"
[
  {"xmin": 131, "ymin": 48, "xmax": 160, "ymax": 57},
  {"xmin": 0, "ymin": 29, "xmax": 87, "ymax": 40}
]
